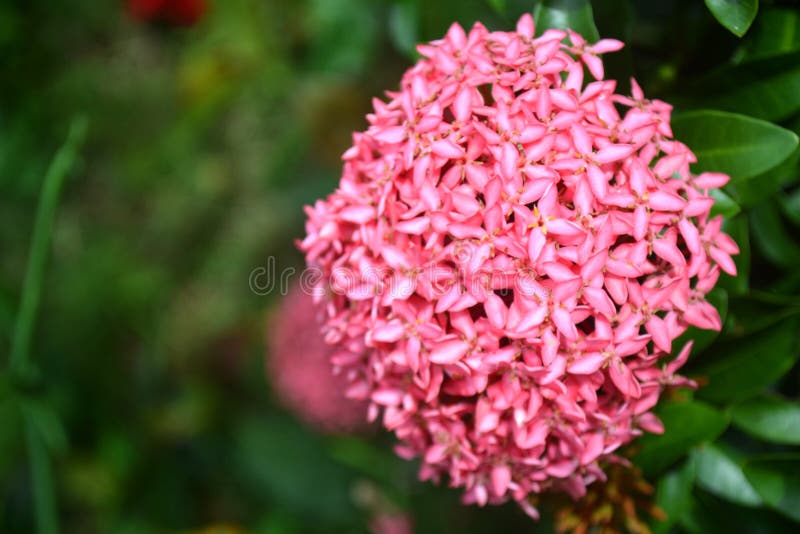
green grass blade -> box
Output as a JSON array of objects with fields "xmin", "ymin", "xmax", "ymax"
[
  {"xmin": 9, "ymin": 117, "xmax": 88, "ymax": 375},
  {"xmin": 26, "ymin": 420, "xmax": 58, "ymax": 534}
]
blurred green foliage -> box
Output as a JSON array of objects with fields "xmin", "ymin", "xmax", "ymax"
[{"xmin": 1, "ymin": 0, "xmax": 799, "ymax": 533}]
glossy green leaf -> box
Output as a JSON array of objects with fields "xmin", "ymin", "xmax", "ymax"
[
  {"xmin": 233, "ymin": 416, "xmax": 356, "ymax": 524},
  {"xmin": 532, "ymin": 0, "xmax": 599, "ymax": 41},
  {"xmin": 0, "ymin": 394, "xmax": 24, "ymax": 476},
  {"xmin": 671, "ymin": 110, "xmax": 798, "ymax": 182},
  {"xmin": 653, "ymin": 458, "xmax": 696, "ymax": 534},
  {"xmin": 26, "ymin": 421, "xmax": 58, "ymax": 534},
  {"xmin": 722, "ymin": 67, "xmax": 800, "ymax": 122},
  {"xmin": 694, "ymin": 318, "xmax": 800, "ymax": 404},
  {"xmin": 20, "ymin": 398, "xmax": 67, "ymax": 455},
  {"xmin": 731, "ymin": 395, "xmax": 800, "ymax": 445},
  {"xmin": 412, "ymin": 0, "xmax": 497, "ymax": 43},
  {"xmin": 769, "ymin": 272, "xmax": 800, "ymax": 295},
  {"xmin": 307, "ymin": 0, "xmax": 379, "ymax": 75},
  {"xmin": 750, "ymin": 202, "xmax": 800, "ymax": 270},
  {"xmin": 681, "ymin": 487, "xmax": 797, "ymax": 533},
  {"xmin": 389, "ymin": 1, "xmax": 420, "ymax": 59},
  {"xmin": 326, "ymin": 434, "xmax": 410, "ymax": 487},
  {"xmin": 709, "ymin": 188, "xmax": 741, "ymax": 219},
  {"xmin": 780, "ymin": 187, "xmax": 800, "ymax": 227},
  {"xmin": 744, "ymin": 458, "xmax": 800, "ymax": 522},
  {"xmin": 486, "ymin": 0, "xmax": 507, "ymax": 14},
  {"xmin": 635, "ymin": 400, "xmax": 729, "ymax": 477},
  {"xmin": 723, "ymin": 294, "xmax": 800, "ymax": 339},
  {"xmin": 693, "ymin": 444, "xmax": 762, "ymax": 506},
  {"xmin": 726, "ymin": 146, "xmax": 799, "ymax": 206},
  {"xmin": 680, "ymin": 51, "xmax": 800, "ymax": 122},
  {"xmin": 743, "ymin": 8, "xmax": 800, "ymax": 59},
  {"xmin": 705, "ymin": 0, "xmax": 758, "ymax": 37},
  {"xmin": 0, "ymin": 290, "xmax": 15, "ymax": 343}
]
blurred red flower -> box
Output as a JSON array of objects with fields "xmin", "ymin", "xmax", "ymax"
[{"xmin": 127, "ymin": 0, "xmax": 207, "ymax": 27}]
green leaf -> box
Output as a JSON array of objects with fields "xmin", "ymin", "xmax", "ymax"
[
  {"xmin": 671, "ymin": 110, "xmax": 798, "ymax": 182},
  {"xmin": 709, "ymin": 188, "xmax": 741, "ymax": 219},
  {"xmin": 25, "ymin": 421, "xmax": 58, "ymax": 534},
  {"xmin": 676, "ymin": 51, "xmax": 800, "ymax": 123},
  {"xmin": 694, "ymin": 318, "xmax": 800, "ymax": 404},
  {"xmin": 723, "ymin": 294, "xmax": 800, "ymax": 339},
  {"xmin": 20, "ymin": 398, "xmax": 67, "ymax": 455},
  {"xmin": 635, "ymin": 400, "xmax": 729, "ymax": 477},
  {"xmin": 653, "ymin": 458, "xmax": 696, "ymax": 534},
  {"xmin": 743, "ymin": 8, "xmax": 800, "ymax": 59},
  {"xmin": 705, "ymin": 0, "xmax": 758, "ymax": 37},
  {"xmin": 710, "ymin": 67, "xmax": 800, "ymax": 122},
  {"xmin": 693, "ymin": 444, "xmax": 763, "ymax": 506},
  {"xmin": 750, "ymin": 201, "xmax": 800, "ymax": 270},
  {"xmin": 389, "ymin": 1, "xmax": 420, "ymax": 59},
  {"xmin": 726, "ymin": 146, "xmax": 799, "ymax": 206},
  {"xmin": 0, "ymin": 290, "xmax": 14, "ymax": 343},
  {"xmin": 780, "ymin": 187, "xmax": 800, "ymax": 227},
  {"xmin": 769, "ymin": 272, "xmax": 800, "ymax": 295},
  {"xmin": 744, "ymin": 458, "xmax": 800, "ymax": 522},
  {"xmin": 731, "ymin": 395, "xmax": 800, "ymax": 445},
  {"xmin": 233, "ymin": 416, "xmax": 357, "ymax": 524},
  {"xmin": 307, "ymin": 0, "xmax": 379, "ymax": 75},
  {"xmin": 532, "ymin": 0, "xmax": 600, "ymax": 41},
  {"xmin": 681, "ymin": 488, "xmax": 797, "ymax": 533},
  {"xmin": 411, "ymin": 1, "xmax": 495, "ymax": 44},
  {"xmin": 326, "ymin": 434, "xmax": 410, "ymax": 487},
  {"xmin": 0, "ymin": 393, "xmax": 24, "ymax": 476},
  {"xmin": 486, "ymin": 0, "xmax": 507, "ymax": 15}
]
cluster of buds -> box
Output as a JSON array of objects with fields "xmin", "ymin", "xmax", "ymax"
[
  {"xmin": 554, "ymin": 461, "xmax": 665, "ymax": 534},
  {"xmin": 300, "ymin": 14, "xmax": 736, "ymax": 518}
]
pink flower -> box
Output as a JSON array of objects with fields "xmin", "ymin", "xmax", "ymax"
[
  {"xmin": 299, "ymin": 14, "xmax": 735, "ymax": 518},
  {"xmin": 369, "ymin": 513, "xmax": 414, "ymax": 534},
  {"xmin": 267, "ymin": 286, "xmax": 369, "ymax": 433}
]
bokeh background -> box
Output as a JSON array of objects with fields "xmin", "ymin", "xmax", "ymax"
[{"xmin": 2, "ymin": 1, "xmax": 800, "ymax": 533}]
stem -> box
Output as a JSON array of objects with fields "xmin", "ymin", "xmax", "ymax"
[
  {"xmin": 26, "ymin": 421, "xmax": 58, "ymax": 534},
  {"xmin": 9, "ymin": 117, "xmax": 88, "ymax": 375},
  {"xmin": 8, "ymin": 117, "xmax": 88, "ymax": 534}
]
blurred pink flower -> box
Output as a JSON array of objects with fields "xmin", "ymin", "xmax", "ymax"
[
  {"xmin": 300, "ymin": 14, "xmax": 736, "ymax": 518},
  {"xmin": 267, "ymin": 286, "xmax": 368, "ymax": 433},
  {"xmin": 369, "ymin": 513, "xmax": 414, "ymax": 534}
]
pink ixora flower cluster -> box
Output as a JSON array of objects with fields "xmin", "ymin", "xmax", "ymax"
[{"xmin": 300, "ymin": 14, "xmax": 737, "ymax": 518}]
